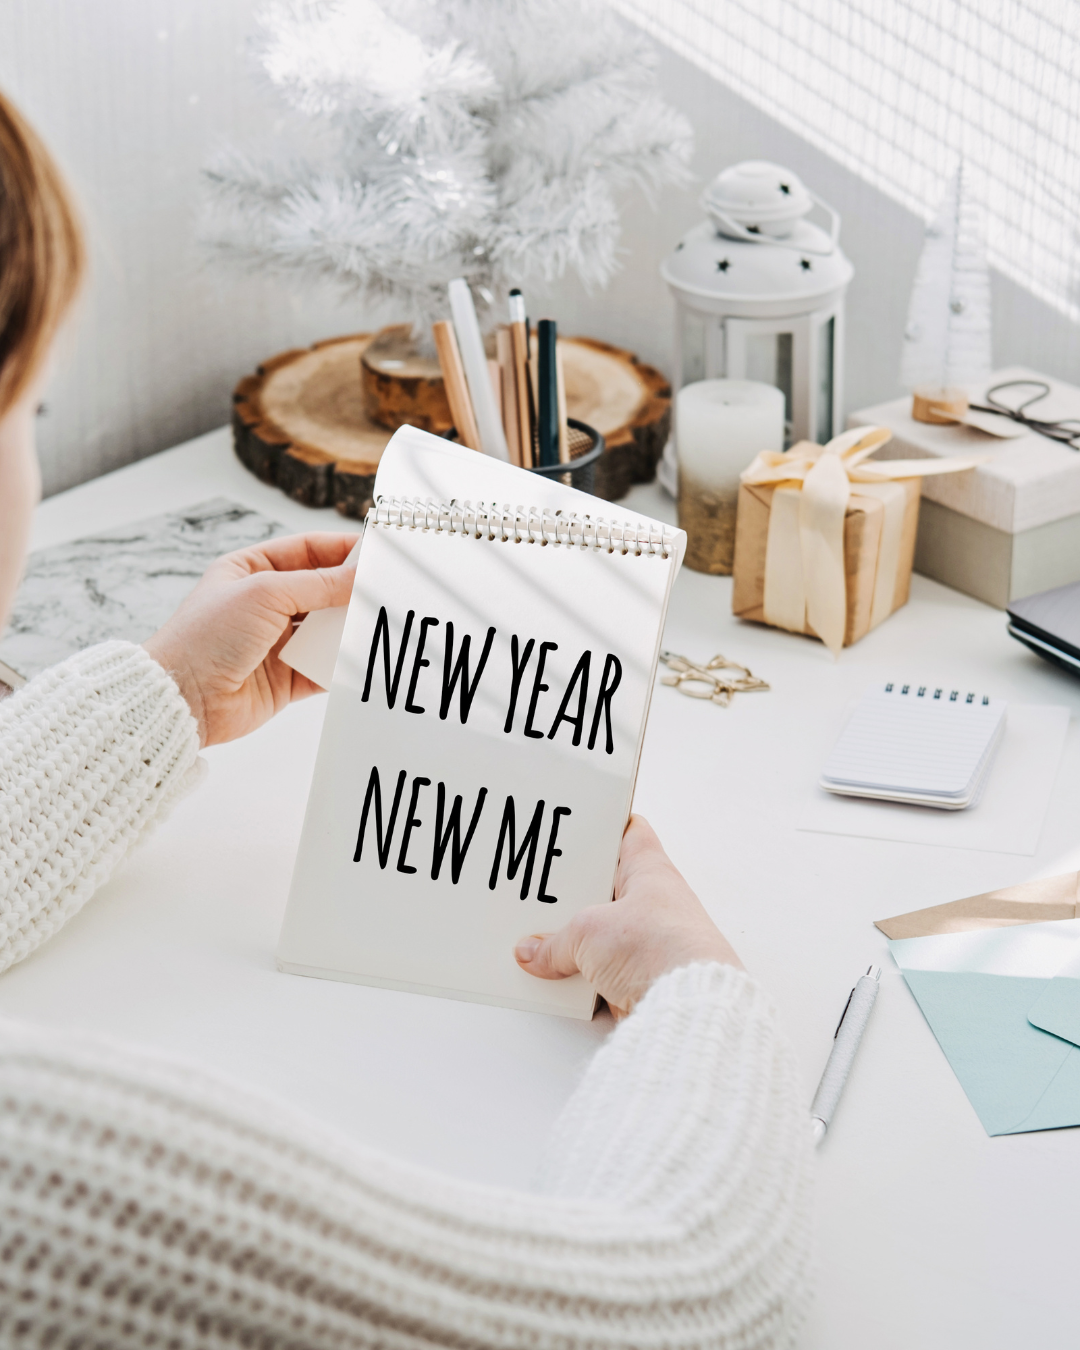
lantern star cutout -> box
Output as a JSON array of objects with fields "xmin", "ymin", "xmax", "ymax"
[{"xmin": 716, "ymin": 259, "xmax": 731, "ymax": 271}]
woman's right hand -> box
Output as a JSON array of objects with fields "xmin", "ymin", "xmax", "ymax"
[{"xmin": 514, "ymin": 815, "xmax": 742, "ymax": 1018}]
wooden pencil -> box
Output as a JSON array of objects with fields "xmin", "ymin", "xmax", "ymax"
[
  {"xmin": 432, "ymin": 319, "xmax": 482, "ymax": 452},
  {"xmin": 508, "ymin": 289, "xmax": 533, "ymax": 468},
  {"xmin": 487, "ymin": 358, "xmax": 502, "ymax": 424},
  {"xmin": 496, "ymin": 326, "xmax": 522, "ymax": 467}
]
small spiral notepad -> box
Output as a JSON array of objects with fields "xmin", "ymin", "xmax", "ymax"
[{"xmin": 821, "ymin": 682, "xmax": 1008, "ymax": 809}]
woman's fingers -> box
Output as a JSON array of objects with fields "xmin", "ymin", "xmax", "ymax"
[
  {"xmin": 249, "ymin": 560, "xmax": 355, "ymax": 617},
  {"xmin": 615, "ymin": 814, "xmax": 669, "ymax": 884},
  {"xmin": 622, "ymin": 813, "xmax": 661, "ymax": 855},
  {"xmin": 264, "ymin": 531, "xmax": 360, "ymax": 570},
  {"xmin": 220, "ymin": 532, "xmax": 361, "ymax": 577},
  {"xmin": 288, "ymin": 670, "xmax": 331, "ymax": 701}
]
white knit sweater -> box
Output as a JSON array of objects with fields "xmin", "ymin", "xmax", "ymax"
[{"xmin": 0, "ymin": 641, "xmax": 814, "ymax": 1348}]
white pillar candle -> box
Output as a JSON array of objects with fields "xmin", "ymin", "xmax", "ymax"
[{"xmin": 676, "ymin": 379, "xmax": 785, "ymax": 574}]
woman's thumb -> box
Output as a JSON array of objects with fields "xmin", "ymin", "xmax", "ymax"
[{"xmin": 514, "ymin": 927, "xmax": 580, "ymax": 980}]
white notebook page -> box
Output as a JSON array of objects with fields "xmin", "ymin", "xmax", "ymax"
[
  {"xmin": 278, "ymin": 429, "xmax": 683, "ymax": 1018},
  {"xmin": 822, "ymin": 684, "xmax": 1008, "ymax": 797}
]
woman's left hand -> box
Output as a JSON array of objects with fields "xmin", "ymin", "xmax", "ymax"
[{"xmin": 144, "ymin": 532, "xmax": 357, "ymax": 747}]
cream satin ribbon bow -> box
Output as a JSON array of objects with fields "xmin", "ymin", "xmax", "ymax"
[{"xmin": 740, "ymin": 427, "xmax": 986, "ymax": 656}]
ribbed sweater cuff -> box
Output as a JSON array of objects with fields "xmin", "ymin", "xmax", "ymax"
[
  {"xmin": 0, "ymin": 640, "xmax": 202, "ymax": 973},
  {"xmin": 638, "ymin": 957, "xmax": 753, "ymax": 1008}
]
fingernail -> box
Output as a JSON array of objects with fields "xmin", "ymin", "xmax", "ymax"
[{"xmin": 514, "ymin": 937, "xmax": 541, "ymax": 964}]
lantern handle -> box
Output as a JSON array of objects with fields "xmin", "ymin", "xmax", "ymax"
[{"xmin": 706, "ymin": 191, "xmax": 841, "ymax": 257}]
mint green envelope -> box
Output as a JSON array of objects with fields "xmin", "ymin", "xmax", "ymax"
[
  {"xmin": 890, "ymin": 918, "xmax": 1080, "ymax": 1136},
  {"xmin": 1028, "ymin": 947, "xmax": 1080, "ymax": 1046}
]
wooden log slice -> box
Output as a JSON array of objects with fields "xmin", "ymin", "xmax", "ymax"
[
  {"xmin": 557, "ymin": 337, "xmax": 670, "ymax": 501},
  {"xmin": 233, "ymin": 333, "xmax": 389, "ymax": 517},
  {"xmin": 233, "ymin": 330, "xmax": 670, "ymax": 518},
  {"xmin": 360, "ymin": 324, "xmax": 452, "ymax": 433}
]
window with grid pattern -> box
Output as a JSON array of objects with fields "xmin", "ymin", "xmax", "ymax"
[{"xmin": 614, "ymin": 0, "xmax": 1080, "ymax": 321}]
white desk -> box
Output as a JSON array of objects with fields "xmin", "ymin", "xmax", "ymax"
[{"xmin": 4, "ymin": 426, "xmax": 1080, "ymax": 1349}]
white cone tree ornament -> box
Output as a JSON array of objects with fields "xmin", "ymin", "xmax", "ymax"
[
  {"xmin": 200, "ymin": 0, "xmax": 692, "ymax": 334},
  {"xmin": 901, "ymin": 164, "xmax": 993, "ymax": 425}
]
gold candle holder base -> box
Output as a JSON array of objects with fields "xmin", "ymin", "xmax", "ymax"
[{"xmin": 678, "ymin": 477, "xmax": 738, "ymax": 574}]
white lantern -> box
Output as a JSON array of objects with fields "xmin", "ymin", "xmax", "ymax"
[{"xmin": 659, "ymin": 161, "xmax": 853, "ymax": 491}]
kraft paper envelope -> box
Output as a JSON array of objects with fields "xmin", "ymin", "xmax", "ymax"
[
  {"xmin": 875, "ymin": 871, "xmax": 1080, "ymax": 939},
  {"xmin": 888, "ymin": 917, "xmax": 1080, "ymax": 1135}
]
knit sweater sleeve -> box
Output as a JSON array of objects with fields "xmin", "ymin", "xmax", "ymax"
[
  {"xmin": 0, "ymin": 962, "xmax": 814, "ymax": 1348},
  {"xmin": 0, "ymin": 640, "xmax": 202, "ymax": 973}
]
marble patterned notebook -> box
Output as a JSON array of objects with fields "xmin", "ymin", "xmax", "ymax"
[{"xmin": 0, "ymin": 498, "xmax": 284, "ymax": 687}]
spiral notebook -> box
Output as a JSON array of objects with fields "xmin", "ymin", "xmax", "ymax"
[
  {"xmin": 821, "ymin": 682, "xmax": 1008, "ymax": 809},
  {"xmin": 277, "ymin": 427, "xmax": 685, "ymax": 1018}
]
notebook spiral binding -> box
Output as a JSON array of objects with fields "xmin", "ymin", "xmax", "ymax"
[
  {"xmin": 369, "ymin": 496, "xmax": 676, "ymax": 558},
  {"xmin": 885, "ymin": 682, "xmax": 990, "ymax": 705}
]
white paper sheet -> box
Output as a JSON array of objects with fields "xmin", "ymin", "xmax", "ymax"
[
  {"xmin": 799, "ymin": 703, "xmax": 1070, "ymax": 854},
  {"xmin": 892, "ymin": 917, "xmax": 1080, "ymax": 976}
]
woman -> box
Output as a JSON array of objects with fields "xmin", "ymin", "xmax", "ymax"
[{"xmin": 0, "ymin": 90, "xmax": 813, "ymax": 1346}]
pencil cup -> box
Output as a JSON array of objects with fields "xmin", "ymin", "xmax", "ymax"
[{"xmin": 447, "ymin": 418, "xmax": 605, "ymax": 495}]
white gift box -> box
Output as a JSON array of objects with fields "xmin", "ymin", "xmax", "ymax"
[{"xmin": 850, "ymin": 367, "xmax": 1080, "ymax": 608}]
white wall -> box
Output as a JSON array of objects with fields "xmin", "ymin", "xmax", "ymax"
[
  {"xmin": 4, "ymin": 2, "xmax": 1078, "ymax": 497},
  {"xmin": 542, "ymin": 41, "xmax": 1080, "ymax": 422},
  {"xmin": 1, "ymin": 0, "xmax": 372, "ymax": 496}
]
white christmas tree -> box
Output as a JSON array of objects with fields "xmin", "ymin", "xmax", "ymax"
[
  {"xmin": 900, "ymin": 164, "xmax": 993, "ymax": 395},
  {"xmin": 200, "ymin": 0, "xmax": 692, "ymax": 333}
]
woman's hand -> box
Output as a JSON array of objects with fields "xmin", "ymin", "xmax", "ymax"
[
  {"xmin": 515, "ymin": 815, "xmax": 742, "ymax": 1017},
  {"xmin": 144, "ymin": 532, "xmax": 357, "ymax": 747}
]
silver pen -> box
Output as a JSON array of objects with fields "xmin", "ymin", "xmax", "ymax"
[{"xmin": 810, "ymin": 965, "xmax": 881, "ymax": 1145}]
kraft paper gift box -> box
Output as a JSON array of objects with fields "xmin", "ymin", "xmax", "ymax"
[
  {"xmin": 850, "ymin": 366, "xmax": 1080, "ymax": 608},
  {"xmin": 731, "ymin": 427, "xmax": 983, "ymax": 653}
]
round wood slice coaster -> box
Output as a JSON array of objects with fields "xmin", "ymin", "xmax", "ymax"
[
  {"xmin": 233, "ymin": 334, "xmax": 387, "ymax": 518},
  {"xmin": 557, "ymin": 337, "xmax": 670, "ymax": 501},
  {"xmin": 233, "ymin": 330, "xmax": 670, "ymax": 518}
]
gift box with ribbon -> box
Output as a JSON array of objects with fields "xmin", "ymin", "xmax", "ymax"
[{"xmin": 731, "ymin": 427, "xmax": 984, "ymax": 654}]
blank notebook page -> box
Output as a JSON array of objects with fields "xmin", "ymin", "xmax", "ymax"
[{"xmin": 822, "ymin": 684, "xmax": 1008, "ymax": 797}]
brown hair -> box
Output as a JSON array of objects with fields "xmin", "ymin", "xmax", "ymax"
[{"xmin": 0, "ymin": 90, "xmax": 85, "ymax": 418}]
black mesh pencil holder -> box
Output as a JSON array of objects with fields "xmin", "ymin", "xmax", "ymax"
[{"xmin": 446, "ymin": 418, "xmax": 605, "ymax": 495}]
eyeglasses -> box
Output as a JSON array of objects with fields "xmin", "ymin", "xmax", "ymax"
[{"xmin": 659, "ymin": 651, "xmax": 770, "ymax": 707}]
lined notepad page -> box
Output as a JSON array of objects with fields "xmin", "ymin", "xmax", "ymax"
[{"xmin": 822, "ymin": 683, "xmax": 1007, "ymax": 804}]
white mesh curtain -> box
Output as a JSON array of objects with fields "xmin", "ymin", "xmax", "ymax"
[{"xmin": 613, "ymin": 0, "xmax": 1080, "ymax": 321}]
